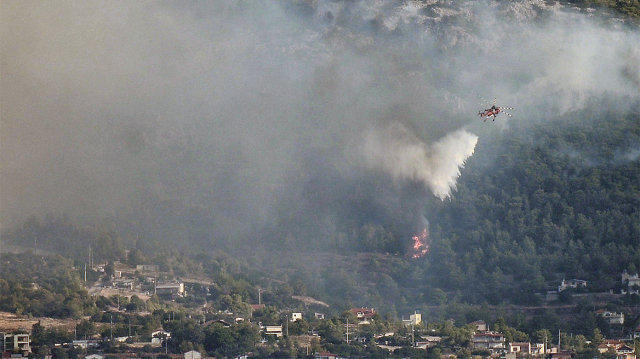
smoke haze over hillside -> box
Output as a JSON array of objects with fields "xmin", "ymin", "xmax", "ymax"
[{"xmin": 2, "ymin": 1, "xmax": 639, "ymax": 248}]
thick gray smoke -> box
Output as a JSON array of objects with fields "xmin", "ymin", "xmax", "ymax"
[{"xmin": 2, "ymin": 1, "xmax": 639, "ymax": 247}]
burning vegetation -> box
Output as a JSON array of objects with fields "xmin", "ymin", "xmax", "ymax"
[{"xmin": 410, "ymin": 228, "xmax": 429, "ymax": 259}]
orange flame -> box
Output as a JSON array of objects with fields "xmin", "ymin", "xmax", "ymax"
[{"xmin": 411, "ymin": 228, "xmax": 429, "ymax": 258}]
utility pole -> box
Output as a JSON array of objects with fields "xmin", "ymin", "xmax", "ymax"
[
  {"xmin": 346, "ymin": 318, "xmax": 350, "ymax": 344},
  {"xmin": 558, "ymin": 329, "xmax": 561, "ymax": 350},
  {"xmin": 544, "ymin": 331, "xmax": 548, "ymax": 354}
]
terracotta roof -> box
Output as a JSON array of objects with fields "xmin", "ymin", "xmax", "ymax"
[{"xmin": 351, "ymin": 308, "xmax": 376, "ymax": 317}]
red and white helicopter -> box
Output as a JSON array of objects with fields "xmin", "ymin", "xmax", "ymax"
[{"xmin": 478, "ymin": 98, "xmax": 513, "ymax": 121}]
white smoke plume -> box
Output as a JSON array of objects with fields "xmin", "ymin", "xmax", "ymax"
[{"xmin": 361, "ymin": 123, "xmax": 478, "ymax": 200}]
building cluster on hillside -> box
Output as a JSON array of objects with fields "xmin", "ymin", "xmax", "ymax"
[
  {"xmin": 539, "ymin": 271, "xmax": 640, "ymax": 303},
  {"xmin": 467, "ymin": 320, "xmax": 638, "ymax": 359},
  {"xmin": 5, "ymin": 265, "xmax": 640, "ymax": 359},
  {"xmin": 94, "ymin": 261, "xmax": 186, "ymax": 300},
  {"xmin": 3, "ymin": 309, "xmax": 640, "ymax": 359},
  {"xmin": 597, "ymin": 340, "xmax": 636, "ymax": 359}
]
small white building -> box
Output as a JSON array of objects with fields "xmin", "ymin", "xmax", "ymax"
[
  {"xmin": 414, "ymin": 336, "xmax": 441, "ymax": 349},
  {"xmin": 151, "ymin": 330, "xmax": 171, "ymax": 344},
  {"xmin": 114, "ymin": 336, "xmax": 130, "ymax": 343},
  {"xmin": 184, "ymin": 350, "xmax": 201, "ymax": 359},
  {"xmin": 509, "ymin": 342, "xmax": 531, "ymax": 355},
  {"xmin": 595, "ymin": 310, "xmax": 624, "ymax": 325},
  {"xmin": 291, "ymin": 312, "xmax": 303, "ymax": 322},
  {"xmin": 263, "ymin": 325, "xmax": 283, "ymax": 337},
  {"xmin": 137, "ymin": 264, "xmax": 159, "ymax": 272},
  {"xmin": 622, "ymin": 271, "xmax": 640, "ymax": 287},
  {"xmin": 72, "ymin": 340, "xmax": 100, "ymax": 349},
  {"xmin": 156, "ymin": 282, "xmax": 185, "ymax": 297},
  {"xmin": 558, "ymin": 278, "xmax": 587, "ymax": 292},
  {"xmin": 532, "ymin": 343, "xmax": 546, "ymax": 355},
  {"xmin": 622, "ymin": 272, "xmax": 640, "ymax": 294}
]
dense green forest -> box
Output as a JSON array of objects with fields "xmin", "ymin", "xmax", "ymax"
[
  {"xmin": 427, "ymin": 97, "xmax": 640, "ymax": 304},
  {"xmin": 0, "ymin": 253, "xmax": 93, "ymax": 317}
]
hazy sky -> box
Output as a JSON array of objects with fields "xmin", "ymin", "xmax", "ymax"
[{"xmin": 2, "ymin": 1, "xmax": 639, "ymax": 244}]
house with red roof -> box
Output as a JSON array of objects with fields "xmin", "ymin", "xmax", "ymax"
[{"xmin": 350, "ymin": 307, "xmax": 376, "ymax": 324}]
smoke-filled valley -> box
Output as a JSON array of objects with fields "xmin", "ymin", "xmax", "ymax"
[{"xmin": 2, "ymin": 0, "xmax": 640, "ymax": 315}]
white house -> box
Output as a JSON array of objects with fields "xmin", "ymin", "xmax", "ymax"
[
  {"xmin": 291, "ymin": 312, "xmax": 303, "ymax": 322},
  {"xmin": 509, "ymin": 342, "xmax": 531, "ymax": 355},
  {"xmin": 136, "ymin": 264, "xmax": 159, "ymax": 272},
  {"xmin": 595, "ymin": 310, "xmax": 625, "ymax": 325},
  {"xmin": 263, "ymin": 325, "xmax": 283, "ymax": 337},
  {"xmin": 151, "ymin": 330, "xmax": 171, "ymax": 345},
  {"xmin": 184, "ymin": 350, "xmax": 201, "ymax": 359},
  {"xmin": 350, "ymin": 308, "xmax": 376, "ymax": 324},
  {"xmin": 622, "ymin": 271, "xmax": 640, "ymax": 286},
  {"xmin": 473, "ymin": 332, "xmax": 505, "ymax": 352},
  {"xmin": 155, "ymin": 282, "xmax": 185, "ymax": 297},
  {"xmin": 532, "ymin": 343, "xmax": 546, "ymax": 355},
  {"xmin": 558, "ymin": 278, "xmax": 587, "ymax": 292},
  {"xmin": 622, "ymin": 271, "xmax": 640, "ymax": 294}
]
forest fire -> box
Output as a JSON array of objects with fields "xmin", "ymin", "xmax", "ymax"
[{"xmin": 411, "ymin": 228, "xmax": 429, "ymax": 258}]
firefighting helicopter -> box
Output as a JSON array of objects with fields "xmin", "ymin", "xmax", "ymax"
[{"xmin": 478, "ymin": 98, "xmax": 513, "ymax": 121}]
